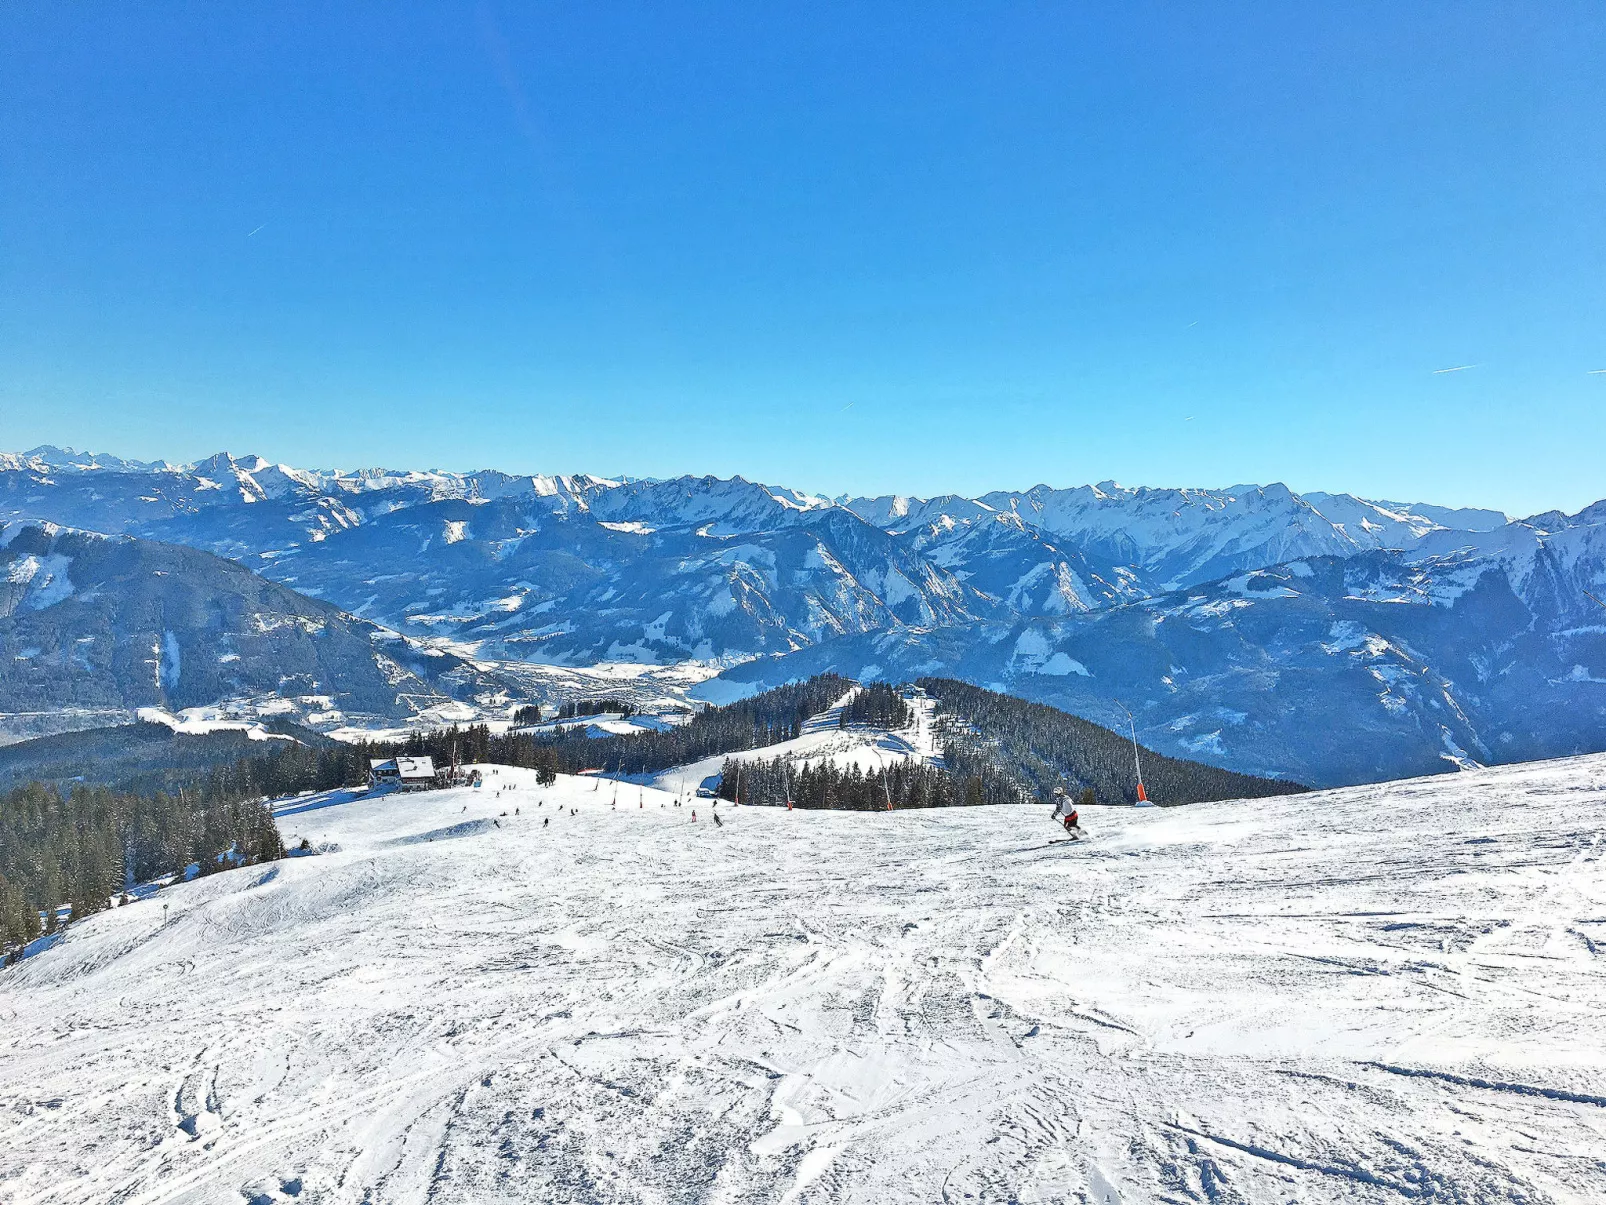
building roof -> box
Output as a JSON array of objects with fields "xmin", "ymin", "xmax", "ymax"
[
  {"xmin": 396, "ymin": 756, "xmax": 436, "ymax": 779},
  {"xmin": 369, "ymin": 756, "xmax": 437, "ymax": 779}
]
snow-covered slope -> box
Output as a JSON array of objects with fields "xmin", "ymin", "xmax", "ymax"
[
  {"xmin": 3, "ymin": 755, "xmax": 1602, "ymax": 1202},
  {"xmin": 970, "ymin": 482, "xmax": 1487, "ymax": 591}
]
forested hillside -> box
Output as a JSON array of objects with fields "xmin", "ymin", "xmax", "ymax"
[
  {"xmin": 0, "ymin": 720, "xmax": 336, "ymax": 796},
  {"xmin": 840, "ymin": 682, "xmax": 912, "ymax": 729},
  {"xmin": 0, "ymin": 782, "xmax": 283, "ymax": 956},
  {"xmin": 921, "ymin": 678, "xmax": 1305, "ymax": 806},
  {"xmin": 717, "ymin": 753, "xmax": 1022, "ymax": 810}
]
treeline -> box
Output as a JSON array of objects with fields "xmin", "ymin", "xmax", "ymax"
[
  {"xmin": 0, "ymin": 721, "xmax": 343, "ymax": 800},
  {"xmin": 0, "ymin": 781, "xmax": 283, "ymax": 955},
  {"xmin": 556, "ymin": 698, "xmax": 635, "ymax": 719},
  {"xmin": 390, "ymin": 727, "xmax": 558, "ymax": 784},
  {"xmin": 193, "ymin": 740, "xmax": 387, "ymax": 804},
  {"xmin": 716, "ymin": 755, "xmax": 1022, "ymax": 810},
  {"xmin": 839, "ymin": 683, "xmax": 912, "ymax": 729},
  {"xmin": 146, "ymin": 725, "xmax": 564, "ymax": 807},
  {"xmin": 918, "ymin": 678, "xmax": 1306, "ymax": 806},
  {"xmin": 534, "ymin": 675, "xmax": 853, "ymax": 777}
]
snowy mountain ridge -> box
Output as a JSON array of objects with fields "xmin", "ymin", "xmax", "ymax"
[
  {"xmin": 5, "ymin": 444, "xmax": 1508, "ymax": 551},
  {"xmin": 5, "ymin": 445, "xmax": 1603, "ymax": 787},
  {"xmin": 0, "ymin": 446, "xmax": 1527, "ymax": 632}
]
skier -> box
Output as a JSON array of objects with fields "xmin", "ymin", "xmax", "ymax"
[{"xmin": 1050, "ymin": 786, "xmax": 1083, "ymax": 838}]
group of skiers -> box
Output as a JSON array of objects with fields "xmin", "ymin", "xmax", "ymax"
[{"xmin": 474, "ymin": 768, "xmax": 1089, "ymax": 838}]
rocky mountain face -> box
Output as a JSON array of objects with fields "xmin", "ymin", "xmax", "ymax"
[
  {"xmin": 710, "ymin": 516, "xmax": 1606, "ymax": 786},
  {"xmin": 4, "ymin": 445, "xmax": 1602, "ymax": 787},
  {"xmin": 1, "ymin": 448, "xmax": 1513, "ymax": 660},
  {"xmin": 0, "ymin": 521, "xmax": 503, "ymax": 742},
  {"xmin": 844, "ymin": 481, "xmax": 1511, "ymax": 600}
]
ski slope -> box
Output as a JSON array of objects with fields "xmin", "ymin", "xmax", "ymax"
[
  {"xmin": 3, "ymin": 756, "xmax": 1604, "ymax": 1203},
  {"xmin": 649, "ymin": 688, "xmax": 944, "ymax": 799}
]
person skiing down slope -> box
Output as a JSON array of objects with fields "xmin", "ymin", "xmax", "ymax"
[{"xmin": 1050, "ymin": 786, "xmax": 1083, "ymax": 838}]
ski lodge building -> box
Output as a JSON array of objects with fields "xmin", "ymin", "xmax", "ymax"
[{"xmin": 368, "ymin": 756, "xmax": 438, "ymax": 791}]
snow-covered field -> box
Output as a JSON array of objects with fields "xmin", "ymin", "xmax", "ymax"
[{"xmin": 3, "ymin": 756, "xmax": 1604, "ymax": 1203}]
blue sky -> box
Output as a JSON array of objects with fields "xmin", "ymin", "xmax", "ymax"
[{"xmin": 2, "ymin": 3, "xmax": 1602, "ymax": 514}]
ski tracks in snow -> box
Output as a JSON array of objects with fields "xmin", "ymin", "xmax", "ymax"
[{"xmin": 2, "ymin": 758, "xmax": 1605, "ymax": 1202}]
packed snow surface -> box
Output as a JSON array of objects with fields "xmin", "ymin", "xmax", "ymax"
[{"xmin": 4, "ymin": 756, "xmax": 1605, "ymax": 1203}]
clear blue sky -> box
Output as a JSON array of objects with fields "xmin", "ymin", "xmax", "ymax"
[{"xmin": 2, "ymin": 3, "xmax": 1602, "ymax": 515}]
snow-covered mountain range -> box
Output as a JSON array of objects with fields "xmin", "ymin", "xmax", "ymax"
[{"xmin": 4, "ymin": 445, "xmax": 1603, "ymax": 784}]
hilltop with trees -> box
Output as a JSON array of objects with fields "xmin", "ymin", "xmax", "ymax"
[
  {"xmin": 1, "ymin": 782, "xmax": 283, "ymax": 959},
  {"xmin": 920, "ymin": 678, "xmax": 1305, "ymax": 806}
]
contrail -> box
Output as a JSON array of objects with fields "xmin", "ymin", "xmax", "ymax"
[
  {"xmin": 1432, "ymin": 364, "xmax": 1477, "ymax": 374},
  {"xmin": 247, "ymin": 224, "xmax": 268, "ymax": 238}
]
